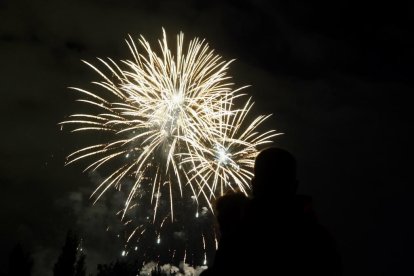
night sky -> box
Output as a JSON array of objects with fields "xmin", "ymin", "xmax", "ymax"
[{"xmin": 1, "ymin": 0, "xmax": 412, "ymax": 275}]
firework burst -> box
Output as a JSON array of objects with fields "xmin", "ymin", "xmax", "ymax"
[{"xmin": 61, "ymin": 29, "xmax": 278, "ymax": 263}]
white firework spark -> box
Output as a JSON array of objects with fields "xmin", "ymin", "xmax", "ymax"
[{"xmin": 61, "ymin": 29, "xmax": 277, "ymax": 225}]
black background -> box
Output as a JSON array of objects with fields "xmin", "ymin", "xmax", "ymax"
[{"xmin": 1, "ymin": 0, "xmax": 412, "ymax": 275}]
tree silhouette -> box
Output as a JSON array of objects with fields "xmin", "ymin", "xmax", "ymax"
[
  {"xmin": 8, "ymin": 243, "xmax": 33, "ymax": 276},
  {"xmin": 74, "ymin": 253, "xmax": 86, "ymax": 276},
  {"xmin": 96, "ymin": 260, "xmax": 138, "ymax": 276},
  {"xmin": 53, "ymin": 231, "xmax": 82, "ymax": 276}
]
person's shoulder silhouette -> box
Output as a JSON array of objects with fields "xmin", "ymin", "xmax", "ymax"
[
  {"xmin": 215, "ymin": 191, "xmax": 249, "ymax": 237},
  {"xmin": 201, "ymin": 191, "xmax": 249, "ymax": 276}
]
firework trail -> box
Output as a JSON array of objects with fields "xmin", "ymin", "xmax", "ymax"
[{"xmin": 61, "ymin": 29, "xmax": 278, "ymax": 264}]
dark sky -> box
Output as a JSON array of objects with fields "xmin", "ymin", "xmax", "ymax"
[{"xmin": 1, "ymin": 0, "xmax": 413, "ymax": 275}]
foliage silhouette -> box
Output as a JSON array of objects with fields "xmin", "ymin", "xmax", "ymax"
[
  {"xmin": 53, "ymin": 230, "xmax": 86, "ymax": 276},
  {"xmin": 8, "ymin": 243, "xmax": 33, "ymax": 276}
]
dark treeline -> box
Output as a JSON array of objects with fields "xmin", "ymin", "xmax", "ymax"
[
  {"xmin": 4, "ymin": 243, "xmax": 33, "ymax": 276},
  {"xmin": 4, "ymin": 230, "xmax": 200, "ymax": 276}
]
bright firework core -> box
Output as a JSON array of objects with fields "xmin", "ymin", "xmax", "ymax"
[
  {"xmin": 215, "ymin": 145, "xmax": 231, "ymax": 165},
  {"xmin": 61, "ymin": 29, "xmax": 278, "ymax": 265}
]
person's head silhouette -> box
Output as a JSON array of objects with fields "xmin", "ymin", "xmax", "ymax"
[
  {"xmin": 215, "ymin": 191, "xmax": 248, "ymax": 235},
  {"xmin": 251, "ymin": 147, "xmax": 298, "ymax": 200}
]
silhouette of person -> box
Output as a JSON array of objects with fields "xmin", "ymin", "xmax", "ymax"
[
  {"xmin": 203, "ymin": 147, "xmax": 341, "ymax": 275},
  {"xmin": 244, "ymin": 147, "xmax": 341, "ymax": 275}
]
